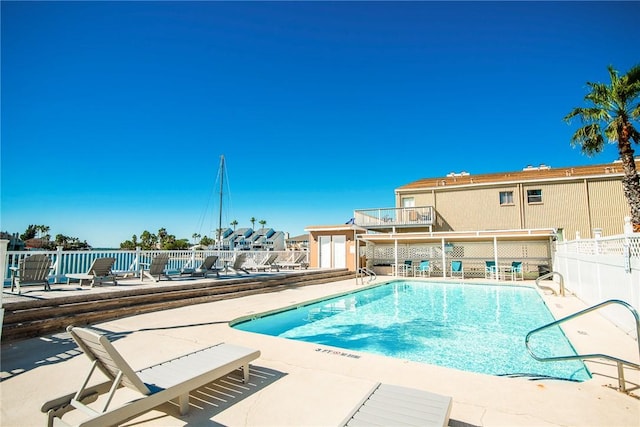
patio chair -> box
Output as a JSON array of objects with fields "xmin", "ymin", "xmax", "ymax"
[
  {"xmin": 484, "ymin": 260, "xmax": 497, "ymax": 279},
  {"xmin": 10, "ymin": 254, "xmax": 52, "ymax": 294},
  {"xmin": 400, "ymin": 260, "xmax": 413, "ymax": 276},
  {"xmin": 66, "ymin": 257, "xmax": 117, "ymax": 287},
  {"xmin": 511, "ymin": 261, "xmax": 524, "ymax": 280},
  {"xmin": 180, "ymin": 255, "xmax": 219, "ymax": 278},
  {"xmin": 275, "ymin": 253, "xmax": 308, "ymax": 270},
  {"xmin": 415, "ymin": 260, "xmax": 430, "ymax": 277},
  {"xmin": 226, "ymin": 252, "xmax": 250, "ymax": 275},
  {"xmin": 140, "ymin": 253, "xmax": 172, "ymax": 282},
  {"xmin": 341, "ymin": 383, "xmax": 452, "ymax": 427},
  {"xmin": 245, "ymin": 253, "xmax": 280, "ymax": 272},
  {"xmin": 42, "ymin": 325, "xmax": 260, "ymax": 427},
  {"xmin": 451, "ymin": 260, "xmax": 464, "ymax": 279}
]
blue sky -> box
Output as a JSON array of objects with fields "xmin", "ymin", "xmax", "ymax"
[{"xmin": 1, "ymin": 1, "xmax": 638, "ymax": 248}]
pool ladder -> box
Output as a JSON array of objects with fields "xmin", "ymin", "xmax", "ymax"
[
  {"xmin": 525, "ymin": 299, "xmax": 640, "ymax": 393},
  {"xmin": 356, "ymin": 267, "xmax": 377, "ymax": 285}
]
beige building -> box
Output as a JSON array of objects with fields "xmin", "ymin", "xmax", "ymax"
[
  {"xmin": 307, "ymin": 160, "xmax": 634, "ymax": 278},
  {"xmin": 395, "ymin": 161, "xmax": 633, "ymax": 239}
]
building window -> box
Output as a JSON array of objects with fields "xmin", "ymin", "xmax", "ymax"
[
  {"xmin": 499, "ymin": 191, "xmax": 514, "ymax": 205},
  {"xmin": 527, "ymin": 189, "xmax": 542, "ymax": 204}
]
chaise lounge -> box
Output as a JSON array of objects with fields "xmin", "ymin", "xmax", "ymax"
[
  {"xmin": 42, "ymin": 325, "xmax": 261, "ymax": 427},
  {"xmin": 66, "ymin": 257, "xmax": 117, "ymax": 287},
  {"xmin": 341, "ymin": 382, "xmax": 452, "ymax": 427},
  {"xmin": 140, "ymin": 253, "xmax": 172, "ymax": 282},
  {"xmin": 180, "ymin": 255, "xmax": 220, "ymax": 278}
]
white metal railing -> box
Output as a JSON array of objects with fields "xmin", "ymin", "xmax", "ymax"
[
  {"xmin": 2, "ymin": 246, "xmax": 308, "ymax": 285},
  {"xmin": 354, "ymin": 206, "xmax": 434, "ymax": 228}
]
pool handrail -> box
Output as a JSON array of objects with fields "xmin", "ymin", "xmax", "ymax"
[
  {"xmin": 535, "ymin": 271, "xmax": 565, "ymax": 296},
  {"xmin": 525, "ymin": 299, "xmax": 640, "ymax": 393},
  {"xmin": 356, "ymin": 267, "xmax": 376, "ymax": 284}
]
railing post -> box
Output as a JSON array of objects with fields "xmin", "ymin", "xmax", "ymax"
[
  {"xmin": 624, "ymin": 217, "xmax": 632, "ymax": 274},
  {"xmin": 54, "ymin": 245, "xmax": 64, "ymax": 283},
  {"xmin": 1, "ymin": 239, "xmax": 9, "ymax": 307},
  {"xmin": 134, "ymin": 246, "xmax": 141, "ymax": 276},
  {"xmin": 190, "ymin": 246, "xmax": 197, "ymax": 270},
  {"xmin": 617, "ymin": 361, "xmax": 626, "ymax": 393}
]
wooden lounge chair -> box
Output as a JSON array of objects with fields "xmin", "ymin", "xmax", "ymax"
[
  {"xmin": 10, "ymin": 253, "xmax": 52, "ymax": 294},
  {"xmin": 226, "ymin": 253, "xmax": 249, "ymax": 275},
  {"xmin": 66, "ymin": 257, "xmax": 117, "ymax": 287},
  {"xmin": 180, "ymin": 255, "xmax": 219, "ymax": 278},
  {"xmin": 42, "ymin": 325, "xmax": 261, "ymax": 427},
  {"xmin": 140, "ymin": 253, "xmax": 171, "ymax": 282},
  {"xmin": 244, "ymin": 253, "xmax": 280, "ymax": 272},
  {"xmin": 276, "ymin": 253, "xmax": 308, "ymax": 270},
  {"xmin": 341, "ymin": 383, "xmax": 452, "ymax": 427}
]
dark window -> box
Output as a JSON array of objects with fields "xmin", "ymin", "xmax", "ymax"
[{"xmin": 527, "ymin": 189, "xmax": 542, "ymax": 204}]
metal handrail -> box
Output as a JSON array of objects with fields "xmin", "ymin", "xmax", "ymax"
[
  {"xmin": 356, "ymin": 267, "xmax": 377, "ymax": 285},
  {"xmin": 525, "ymin": 299, "xmax": 640, "ymax": 393},
  {"xmin": 535, "ymin": 271, "xmax": 565, "ymax": 296}
]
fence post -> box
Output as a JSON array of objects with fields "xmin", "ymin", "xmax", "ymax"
[
  {"xmin": 1, "ymin": 239, "xmax": 8, "ymax": 306},
  {"xmin": 134, "ymin": 246, "xmax": 141, "ymax": 275},
  {"xmin": 54, "ymin": 245, "xmax": 64, "ymax": 283},
  {"xmin": 624, "ymin": 217, "xmax": 632, "ymax": 274},
  {"xmin": 593, "ymin": 228, "xmax": 602, "ymax": 254}
]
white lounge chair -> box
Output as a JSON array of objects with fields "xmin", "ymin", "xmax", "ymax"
[
  {"xmin": 42, "ymin": 326, "xmax": 260, "ymax": 427},
  {"xmin": 66, "ymin": 257, "xmax": 117, "ymax": 287},
  {"xmin": 341, "ymin": 383, "xmax": 452, "ymax": 427}
]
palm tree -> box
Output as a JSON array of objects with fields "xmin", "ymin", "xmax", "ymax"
[
  {"xmin": 192, "ymin": 233, "xmax": 201, "ymax": 245},
  {"xmin": 230, "ymin": 220, "xmax": 238, "ymax": 231},
  {"xmin": 565, "ymin": 64, "xmax": 640, "ymax": 230},
  {"xmin": 250, "ymin": 217, "xmax": 256, "ymax": 230},
  {"xmin": 259, "ymin": 219, "xmax": 267, "ymax": 230}
]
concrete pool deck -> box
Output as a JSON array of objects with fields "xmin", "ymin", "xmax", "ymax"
[{"xmin": 1, "ymin": 275, "xmax": 639, "ymax": 426}]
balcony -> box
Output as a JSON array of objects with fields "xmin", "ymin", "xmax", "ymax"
[{"xmin": 354, "ymin": 206, "xmax": 435, "ymax": 231}]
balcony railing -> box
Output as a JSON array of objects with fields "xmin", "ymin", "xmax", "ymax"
[{"xmin": 354, "ymin": 206, "xmax": 435, "ymax": 229}]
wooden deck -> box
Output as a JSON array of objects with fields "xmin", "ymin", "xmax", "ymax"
[{"xmin": 1, "ymin": 269, "xmax": 354, "ymax": 342}]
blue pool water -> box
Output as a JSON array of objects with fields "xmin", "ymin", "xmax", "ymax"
[{"xmin": 233, "ymin": 281, "xmax": 591, "ymax": 381}]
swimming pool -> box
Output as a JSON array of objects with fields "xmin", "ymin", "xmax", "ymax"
[{"xmin": 233, "ymin": 281, "xmax": 591, "ymax": 381}]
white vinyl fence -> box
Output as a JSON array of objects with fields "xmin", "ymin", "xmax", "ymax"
[
  {"xmin": 0, "ymin": 242, "xmax": 307, "ymax": 286},
  {"xmin": 553, "ymin": 226, "xmax": 640, "ymax": 339}
]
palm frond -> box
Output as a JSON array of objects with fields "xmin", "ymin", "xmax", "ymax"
[
  {"xmin": 564, "ymin": 107, "xmax": 607, "ymax": 124},
  {"xmin": 570, "ymin": 123, "xmax": 604, "ymax": 155},
  {"xmin": 625, "ymin": 65, "xmax": 640, "ymax": 85}
]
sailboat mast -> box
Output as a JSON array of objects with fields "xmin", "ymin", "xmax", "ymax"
[{"xmin": 218, "ymin": 155, "xmax": 225, "ymax": 247}]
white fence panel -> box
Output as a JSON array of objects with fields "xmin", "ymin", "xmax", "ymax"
[{"xmin": 554, "ymin": 234, "xmax": 640, "ymax": 338}]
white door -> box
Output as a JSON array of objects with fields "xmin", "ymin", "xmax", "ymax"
[
  {"xmin": 319, "ymin": 236, "xmax": 331, "ymax": 268},
  {"xmin": 402, "ymin": 197, "xmax": 415, "ymax": 208},
  {"xmin": 332, "ymin": 235, "xmax": 346, "ymax": 268}
]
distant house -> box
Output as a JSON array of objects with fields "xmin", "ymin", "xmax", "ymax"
[
  {"xmin": 286, "ymin": 234, "xmax": 309, "ymax": 251},
  {"xmin": 1, "ymin": 232, "xmax": 25, "ymax": 251}
]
